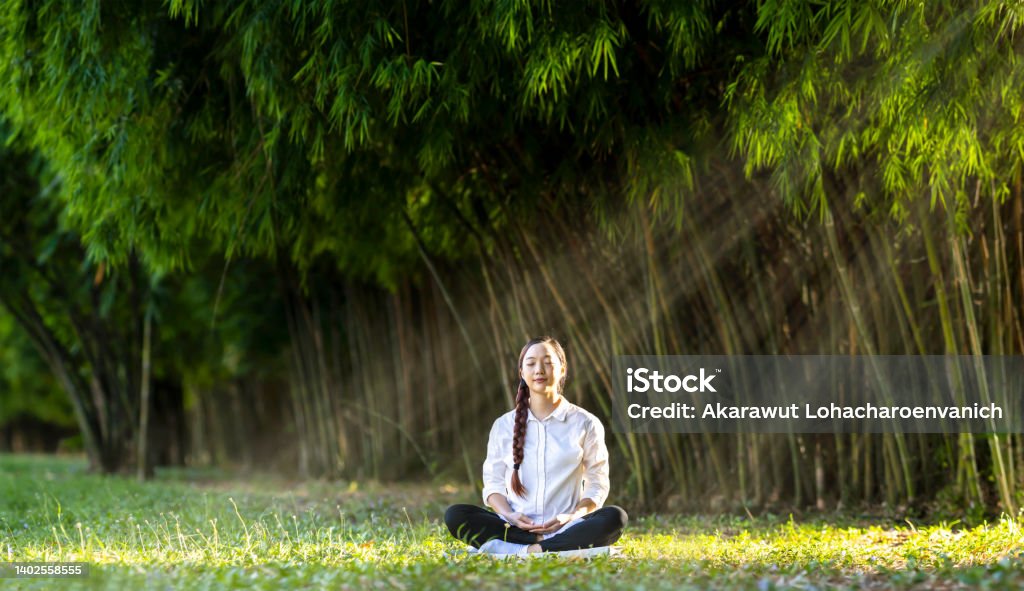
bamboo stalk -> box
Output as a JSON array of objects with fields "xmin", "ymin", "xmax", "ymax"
[{"xmin": 947, "ymin": 197, "xmax": 1016, "ymax": 514}]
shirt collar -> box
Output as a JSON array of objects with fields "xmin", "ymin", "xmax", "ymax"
[{"xmin": 528, "ymin": 398, "xmax": 572, "ymax": 423}]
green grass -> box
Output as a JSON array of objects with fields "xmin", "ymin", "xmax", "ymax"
[{"xmin": 1, "ymin": 454, "xmax": 1022, "ymax": 590}]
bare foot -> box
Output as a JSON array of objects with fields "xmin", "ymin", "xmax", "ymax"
[{"xmin": 527, "ymin": 544, "xmax": 542, "ymax": 553}]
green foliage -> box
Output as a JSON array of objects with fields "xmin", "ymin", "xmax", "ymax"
[
  {"xmin": 0, "ymin": 122, "xmax": 287, "ymax": 468},
  {"xmin": 167, "ymin": 254, "xmax": 290, "ymax": 389},
  {"xmin": 2, "ymin": 0, "xmax": 1021, "ymax": 277},
  {"xmin": 4, "ymin": 0, "xmax": 1024, "ymax": 503},
  {"xmin": 728, "ymin": 0, "xmax": 1024, "ymax": 221},
  {"xmin": 0, "ymin": 312, "xmax": 71, "ymax": 426},
  {"xmin": 0, "ymin": 0, "xmax": 740, "ymax": 281}
]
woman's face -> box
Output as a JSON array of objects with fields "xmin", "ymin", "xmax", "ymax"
[{"xmin": 520, "ymin": 342, "xmax": 565, "ymax": 397}]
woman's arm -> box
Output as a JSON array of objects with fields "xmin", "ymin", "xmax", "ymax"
[
  {"xmin": 573, "ymin": 497, "xmax": 598, "ymax": 516},
  {"xmin": 481, "ymin": 419, "xmax": 509, "ymax": 508},
  {"xmin": 486, "ymin": 493, "xmax": 536, "ymax": 529},
  {"xmin": 580, "ymin": 417, "xmax": 610, "ymax": 508},
  {"xmin": 481, "ymin": 418, "xmax": 536, "ymax": 530},
  {"xmin": 486, "ymin": 492, "xmax": 515, "ymax": 516}
]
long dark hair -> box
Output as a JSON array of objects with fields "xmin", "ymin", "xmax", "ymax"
[{"xmin": 510, "ymin": 336, "xmax": 568, "ymax": 497}]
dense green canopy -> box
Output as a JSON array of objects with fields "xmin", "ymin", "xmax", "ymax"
[
  {"xmin": 2, "ymin": 0, "xmax": 1024, "ymax": 508},
  {"xmin": 4, "ymin": 1, "xmax": 1016, "ymax": 278},
  {"xmin": 4, "ymin": 1, "xmax": 1019, "ymax": 276}
]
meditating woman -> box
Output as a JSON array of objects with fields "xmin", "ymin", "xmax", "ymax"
[{"xmin": 444, "ymin": 336, "xmax": 628, "ymax": 556}]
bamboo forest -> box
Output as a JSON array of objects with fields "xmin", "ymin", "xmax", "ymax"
[{"xmin": 2, "ymin": 1, "xmax": 1024, "ymax": 588}]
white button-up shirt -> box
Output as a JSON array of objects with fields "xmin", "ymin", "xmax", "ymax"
[{"xmin": 481, "ymin": 399, "xmax": 610, "ymax": 538}]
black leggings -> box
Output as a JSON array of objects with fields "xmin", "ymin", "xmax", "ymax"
[{"xmin": 444, "ymin": 504, "xmax": 628, "ymax": 552}]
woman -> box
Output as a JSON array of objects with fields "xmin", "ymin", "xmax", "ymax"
[{"xmin": 444, "ymin": 336, "xmax": 628, "ymax": 556}]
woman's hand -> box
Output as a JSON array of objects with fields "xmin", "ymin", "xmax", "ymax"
[
  {"xmin": 503, "ymin": 511, "xmax": 537, "ymax": 530},
  {"xmin": 527, "ymin": 511, "xmax": 581, "ymax": 535}
]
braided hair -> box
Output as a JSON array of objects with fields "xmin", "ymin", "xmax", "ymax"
[{"xmin": 509, "ymin": 336, "xmax": 568, "ymax": 497}]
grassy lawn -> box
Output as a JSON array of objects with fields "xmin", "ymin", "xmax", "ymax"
[{"xmin": 1, "ymin": 454, "xmax": 1022, "ymax": 590}]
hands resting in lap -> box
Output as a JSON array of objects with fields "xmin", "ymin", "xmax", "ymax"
[{"xmin": 504, "ymin": 510, "xmax": 582, "ymax": 535}]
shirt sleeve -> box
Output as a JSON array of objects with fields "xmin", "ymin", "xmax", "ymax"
[
  {"xmin": 481, "ymin": 417, "xmax": 509, "ymax": 508},
  {"xmin": 580, "ymin": 416, "xmax": 610, "ymax": 508}
]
